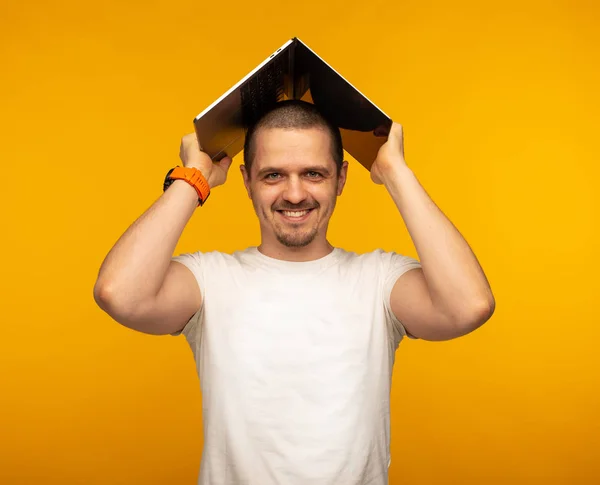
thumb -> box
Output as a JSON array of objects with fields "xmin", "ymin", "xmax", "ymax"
[
  {"xmin": 387, "ymin": 122, "xmax": 404, "ymax": 157},
  {"xmin": 217, "ymin": 156, "xmax": 233, "ymax": 173},
  {"xmin": 389, "ymin": 122, "xmax": 403, "ymax": 144}
]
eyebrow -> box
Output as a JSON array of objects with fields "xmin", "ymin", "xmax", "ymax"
[{"xmin": 256, "ymin": 165, "xmax": 333, "ymax": 178}]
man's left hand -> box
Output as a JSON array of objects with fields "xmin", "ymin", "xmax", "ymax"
[{"xmin": 370, "ymin": 122, "xmax": 407, "ymax": 185}]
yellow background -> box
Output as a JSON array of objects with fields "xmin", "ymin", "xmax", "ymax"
[{"xmin": 1, "ymin": 0, "xmax": 598, "ymax": 483}]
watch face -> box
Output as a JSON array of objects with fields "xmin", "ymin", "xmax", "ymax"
[
  {"xmin": 198, "ymin": 192, "xmax": 209, "ymax": 206},
  {"xmin": 163, "ymin": 168, "xmax": 176, "ymax": 192}
]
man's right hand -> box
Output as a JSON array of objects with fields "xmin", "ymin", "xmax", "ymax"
[{"xmin": 179, "ymin": 133, "xmax": 233, "ymax": 189}]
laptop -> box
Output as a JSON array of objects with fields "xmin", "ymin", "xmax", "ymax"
[{"xmin": 193, "ymin": 37, "xmax": 393, "ymax": 170}]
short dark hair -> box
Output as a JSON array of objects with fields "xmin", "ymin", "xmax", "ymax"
[{"xmin": 243, "ymin": 100, "xmax": 344, "ymax": 175}]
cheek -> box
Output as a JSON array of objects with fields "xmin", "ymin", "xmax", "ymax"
[
  {"xmin": 316, "ymin": 186, "xmax": 338, "ymax": 204},
  {"xmin": 252, "ymin": 187, "xmax": 278, "ymax": 210}
]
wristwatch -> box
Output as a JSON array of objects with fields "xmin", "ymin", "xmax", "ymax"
[{"xmin": 163, "ymin": 166, "xmax": 210, "ymax": 206}]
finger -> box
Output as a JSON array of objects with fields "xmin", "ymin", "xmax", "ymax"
[
  {"xmin": 370, "ymin": 169, "xmax": 383, "ymax": 185},
  {"xmin": 181, "ymin": 133, "xmax": 197, "ymax": 147},
  {"xmin": 390, "ymin": 122, "xmax": 403, "ymax": 142},
  {"xmin": 388, "ymin": 123, "xmax": 405, "ymax": 156},
  {"xmin": 217, "ymin": 156, "xmax": 233, "ymax": 172}
]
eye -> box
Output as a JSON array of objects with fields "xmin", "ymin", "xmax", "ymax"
[
  {"xmin": 306, "ymin": 171, "xmax": 322, "ymax": 178},
  {"xmin": 265, "ymin": 173, "xmax": 281, "ymax": 180}
]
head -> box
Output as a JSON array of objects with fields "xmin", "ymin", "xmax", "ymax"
[{"xmin": 240, "ymin": 100, "xmax": 348, "ymax": 253}]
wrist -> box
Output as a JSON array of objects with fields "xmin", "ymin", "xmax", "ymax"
[
  {"xmin": 163, "ymin": 166, "xmax": 211, "ymax": 206},
  {"xmin": 171, "ymin": 179, "xmax": 201, "ymax": 197},
  {"xmin": 165, "ymin": 180, "xmax": 202, "ymax": 209},
  {"xmin": 379, "ymin": 162, "xmax": 413, "ymax": 187}
]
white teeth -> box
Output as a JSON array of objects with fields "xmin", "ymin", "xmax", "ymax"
[{"xmin": 282, "ymin": 210, "xmax": 309, "ymax": 217}]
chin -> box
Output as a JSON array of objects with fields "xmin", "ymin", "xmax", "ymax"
[{"xmin": 276, "ymin": 230, "xmax": 318, "ymax": 248}]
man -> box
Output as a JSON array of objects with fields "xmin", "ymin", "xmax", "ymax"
[{"xmin": 94, "ymin": 100, "xmax": 495, "ymax": 485}]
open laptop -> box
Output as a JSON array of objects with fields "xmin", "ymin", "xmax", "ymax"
[{"xmin": 193, "ymin": 37, "xmax": 393, "ymax": 170}]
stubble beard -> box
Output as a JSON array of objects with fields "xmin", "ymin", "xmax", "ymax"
[
  {"xmin": 275, "ymin": 222, "xmax": 319, "ymax": 248},
  {"xmin": 259, "ymin": 206, "xmax": 319, "ymax": 248},
  {"xmin": 273, "ymin": 197, "xmax": 337, "ymax": 248},
  {"xmin": 252, "ymin": 189, "xmax": 338, "ymax": 249}
]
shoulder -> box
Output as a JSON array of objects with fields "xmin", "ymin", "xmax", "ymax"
[
  {"xmin": 172, "ymin": 246, "xmax": 263, "ymax": 272},
  {"xmin": 335, "ymin": 247, "xmax": 421, "ymax": 271},
  {"xmin": 332, "ymin": 248, "xmax": 422, "ymax": 295}
]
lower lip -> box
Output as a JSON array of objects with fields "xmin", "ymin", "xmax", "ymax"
[{"xmin": 276, "ymin": 209, "xmax": 314, "ymax": 223}]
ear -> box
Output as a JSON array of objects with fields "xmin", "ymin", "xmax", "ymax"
[
  {"xmin": 240, "ymin": 164, "xmax": 252, "ymax": 199},
  {"xmin": 336, "ymin": 161, "xmax": 349, "ymax": 196}
]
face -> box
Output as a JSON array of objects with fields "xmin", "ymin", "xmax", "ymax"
[{"xmin": 241, "ymin": 127, "xmax": 348, "ymax": 250}]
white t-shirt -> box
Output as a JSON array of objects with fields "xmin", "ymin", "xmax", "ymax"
[{"xmin": 172, "ymin": 246, "xmax": 421, "ymax": 485}]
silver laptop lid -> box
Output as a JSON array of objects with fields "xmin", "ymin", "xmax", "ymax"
[{"xmin": 193, "ymin": 37, "xmax": 392, "ymax": 170}]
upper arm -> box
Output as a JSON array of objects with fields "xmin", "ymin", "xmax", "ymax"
[
  {"xmin": 390, "ymin": 268, "xmax": 461, "ymax": 341},
  {"xmin": 104, "ymin": 260, "xmax": 202, "ymax": 336},
  {"xmin": 149, "ymin": 260, "xmax": 202, "ymax": 335}
]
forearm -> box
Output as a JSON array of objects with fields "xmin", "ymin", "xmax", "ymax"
[
  {"xmin": 94, "ymin": 180, "xmax": 198, "ymax": 309},
  {"xmin": 382, "ymin": 164, "xmax": 495, "ymax": 321}
]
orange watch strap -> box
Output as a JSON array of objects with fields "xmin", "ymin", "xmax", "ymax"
[{"xmin": 170, "ymin": 166, "xmax": 210, "ymax": 204}]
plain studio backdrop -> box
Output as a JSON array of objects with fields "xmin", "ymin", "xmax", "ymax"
[{"xmin": 0, "ymin": 0, "xmax": 598, "ymax": 483}]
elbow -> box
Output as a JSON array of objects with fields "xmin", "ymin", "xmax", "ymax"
[
  {"xmin": 93, "ymin": 282, "xmax": 163, "ymax": 335},
  {"xmin": 93, "ymin": 280, "xmax": 138, "ymax": 321},
  {"xmin": 475, "ymin": 297, "xmax": 495, "ymax": 324},
  {"xmin": 94, "ymin": 280, "xmax": 120, "ymax": 312},
  {"xmin": 459, "ymin": 297, "xmax": 496, "ymax": 334},
  {"xmin": 93, "ymin": 280, "xmax": 111, "ymax": 311}
]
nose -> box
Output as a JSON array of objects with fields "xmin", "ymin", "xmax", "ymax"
[{"xmin": 282, "ymin": 177, "xmax": 308, "ymax": 205}]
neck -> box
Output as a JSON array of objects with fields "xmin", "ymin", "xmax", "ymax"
[{"xmin": 257, "ymin": 237, "xmax": 334, "ymax": 262}]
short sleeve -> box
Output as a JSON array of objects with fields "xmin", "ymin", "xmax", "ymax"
[
  {"xmin": 169, "ymin": 251, "xmax": 206, "ymax": 340},
  {"xmin": 380, "ymin": 250, "xmax": 422, "ymax": 340}
]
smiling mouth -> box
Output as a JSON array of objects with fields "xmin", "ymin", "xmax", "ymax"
[{"xmin": 276, "ymin": 209, "xmax": 314, "ymax": 221}]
